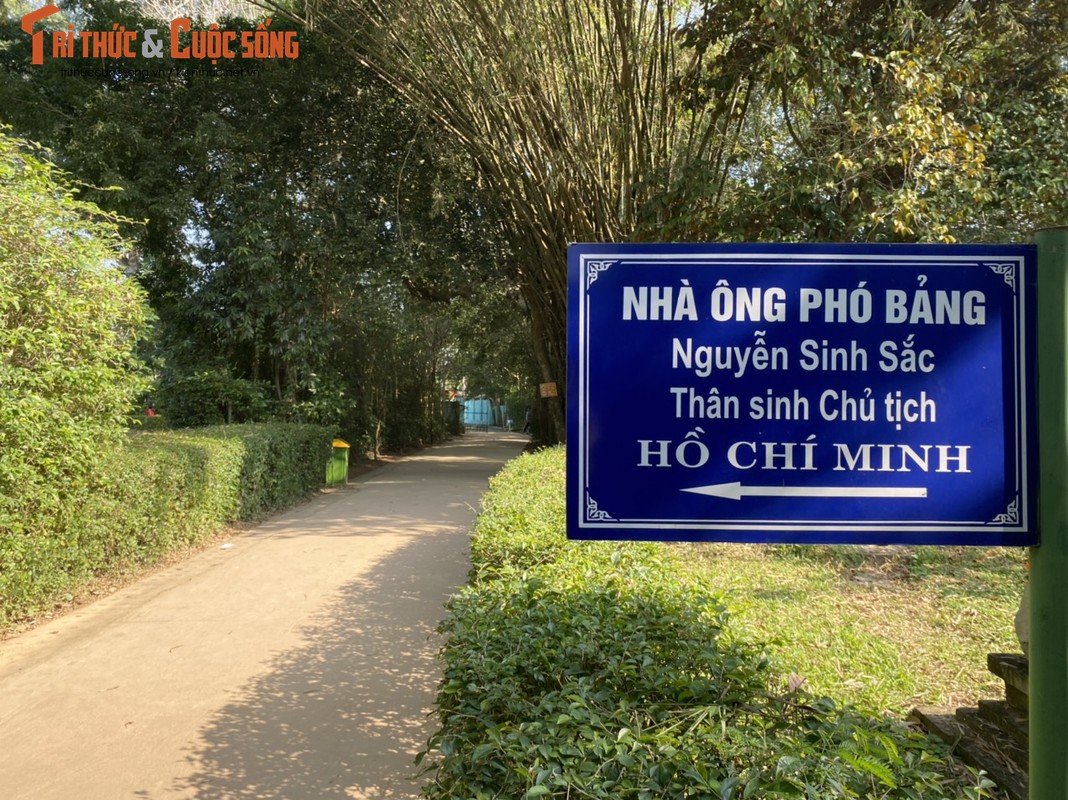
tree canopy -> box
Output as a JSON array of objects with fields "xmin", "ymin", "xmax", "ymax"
[
  {"xmin": 276, "ymin": 0, "xmax": 1067, "ymax": 440},
  {"xmin": 2, "ymin": 0, "xmax": 1065, "ymax": 444},
  {"xmin": 667, "ymin": 0, "xmax": 1068, "ymax": 243},
  {"xmin": 1, "ymin": 1, "xmax": 534, "ymax": 448}
]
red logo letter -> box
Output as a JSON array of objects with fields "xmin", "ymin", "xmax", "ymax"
[{"xmin": 21, "ymin": 4, "xmax": 61, "ymax": 65}]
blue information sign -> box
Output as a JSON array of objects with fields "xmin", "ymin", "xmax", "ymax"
[{"xmin": 567, "ymin": 243, "xmax": 1037, "ymax": 546}]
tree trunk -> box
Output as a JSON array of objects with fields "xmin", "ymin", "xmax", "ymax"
[{"xmin": 522, "ymin": 275, "xmax": 566, "ymax": 444}]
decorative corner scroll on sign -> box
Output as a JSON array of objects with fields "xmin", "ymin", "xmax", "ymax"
[
  {"xmin": 986, "ymin": 262, "xmax": 1017, "ymax": 292},
  {"xmin": 586, "ymin": 260, "xmax": 615, "ymax": 288},
  {"xmin": 993, "ymin": 497, "xmax": 1020, "ymax": 525},
  {"xmin": 586, "ymin": 494, "xmax": 615, "ymax": 522}
]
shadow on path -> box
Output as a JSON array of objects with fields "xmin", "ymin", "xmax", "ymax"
[
  {"xmin": 167, "ymin": 526, "xmax": 466, "ymax": 800},
  {"xmin": 0, "ymin": 431, "xmax": 526, "ymax": 800}
]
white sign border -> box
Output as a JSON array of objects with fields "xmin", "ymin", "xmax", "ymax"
[{"xmin": 572, "ymin": 248, "xmax": 1033, "ymax": 539}]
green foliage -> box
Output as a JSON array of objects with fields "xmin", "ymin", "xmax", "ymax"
[
  {"xmin": 192, "ymin": 423, "xmax": 332, "ymax": 519},
  {"xmin": 87, "ymin": 430, "xmax": 245, "ymax": 562},
  {"xmin": 343, "ymin": 293, "xmax": 458, "ymax": 453},
  {"xmin": 0, "ymin": 422, "xmax": 332, "ymax": 626},
  {"xmin": 0, "ymin": 127, "xmax": 152, "ymax": 621},
  {"xmin": 155, "ymin": 369, "xmax": 274, "ymax": 427},
  {"xmin": 655, "ymin": 0, "xmax": 1068, "ymax": 244},
  {"xmin": 467, "ymin": 446, "xmax": 572, "ymax": 576},
  {"xmin": 421, "ymin": 447, "xmax": 997, "ymax": 799},
  {"xmin": 449, "ymin": 281, "xmax": 540, "ymax": 407},
  {"xmin": 291, "ymin": 0, "xmax": 1068, "ymax": 442},
  {"xmin": 1, "ymin": 5, "xmax": 524, "ymax": 455},
  {"xmin": 0, "ymin": 429, "xmax": 241, "ymax": 625},
  {"xmin": 5, "ymin": 1, "xmax": 1064, "ymax": 453},
  {"xmin": 0, "ymin": 129, "xmax": 150, "ymax": 504}
]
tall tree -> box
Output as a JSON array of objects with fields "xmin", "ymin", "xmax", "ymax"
[
  {"xmin": 281, "ymin": 0, "xmax": 731, "ymax": 441},
  {"xmin": 0, "ymin": 1, "xmax": 532, "ymax": 446},
  {"xmin": 275, "ymin": 0, "xmax": 1066, "ymax": 441}
]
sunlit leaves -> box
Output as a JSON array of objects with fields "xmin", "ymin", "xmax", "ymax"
[
  {"xmin": 0, "ymin": 129, "xmax": 149, "ymax": 527},
  {"xmin": 675, "ymin": 0, "xmax": 1067, "ymax": 243}
]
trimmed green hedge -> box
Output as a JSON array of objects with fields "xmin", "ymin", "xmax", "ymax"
[
  {"xmin": 420, "ymin": 447, "xmax": 995, "ymax": 800},
  {"xmin": 192, "ymin": 423, "xmax": 333, "ymax": 519},
  {"xmin": 0, "ymin": 423, "xmax": 332, "ymax": 626}
]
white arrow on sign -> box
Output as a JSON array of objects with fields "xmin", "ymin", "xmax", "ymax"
[{"xmin": 681, "ymin": 483, "xmax": 927, "ymax": 501}]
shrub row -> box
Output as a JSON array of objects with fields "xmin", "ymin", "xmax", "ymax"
[
  {"xmin": 190, "ymin": 423, "xmax": 334, "ymax": 519},
  {"xmin": 420, "ymin": 447, "xmax": 994, "ymax": 799},
  {"xmin": 0, "ymin": 423, "xmax": 332, "ymax": 627}
]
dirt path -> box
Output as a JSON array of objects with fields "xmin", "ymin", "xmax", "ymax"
[{"xmin": 0, "ymin": 431, "xmax": 528, "ymax": 800}]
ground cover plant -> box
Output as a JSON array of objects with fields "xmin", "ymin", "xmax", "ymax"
[
  {"xmin": 678, "ymin": 544, "xmax": 1026, "ymax": 716},
  {"xmin": 421, "ymin": 447, "xmax": 1004, "ymax": 798}
]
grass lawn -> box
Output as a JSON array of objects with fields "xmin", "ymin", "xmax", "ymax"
[{"xmin": 677, "ymin": 542, "xmax": 1028, "ymax": 716}]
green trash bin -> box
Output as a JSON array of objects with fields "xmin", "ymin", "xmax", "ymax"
[{"xmin": 326, "ymin": 438, "xmax": 350, "ymax": 485}]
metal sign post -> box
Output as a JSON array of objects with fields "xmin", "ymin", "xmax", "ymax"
[{"xmin": 1030, "ymin": 226, "xmax": 1068, "ymax": 800}]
